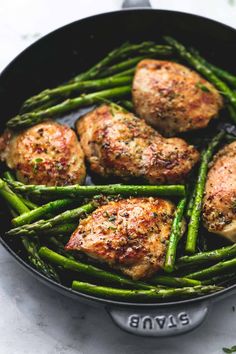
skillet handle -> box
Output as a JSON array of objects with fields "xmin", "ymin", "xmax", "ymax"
[
  {"xmin": 122, "ymin": 0, "xmax": 152, "ymax": 8},
  {"xmin": 106, "ymin": 301, "xmax": 210, "ymax": 336}
]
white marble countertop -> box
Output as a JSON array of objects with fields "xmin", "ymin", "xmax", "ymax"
[{"xmin": 1, "ymin": 1, "xmax": 236, "ymax": 353}]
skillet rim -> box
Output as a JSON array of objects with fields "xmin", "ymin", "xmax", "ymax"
[{"xmin": 0, "ymin": 8, "xmax": 236, "ymax": 307}]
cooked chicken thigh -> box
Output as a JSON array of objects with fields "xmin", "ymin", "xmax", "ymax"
[
  {"xmin": 76, "ymin": 104, "xmax": 199, "ymax": 184},
  {"xmin": 132, "ymin": 60, "xmax": 223, "ymax": 136},
  {"xmin": 203, "ymin": 141, "xmax": 236, "ymax": 242},
  {"xmin": 66, "ymin": 197, "xmax": 177, "ymax": 279},
  {"xmin": 0, "ymin": 121, "xmax": 86, "ymax": 186}
]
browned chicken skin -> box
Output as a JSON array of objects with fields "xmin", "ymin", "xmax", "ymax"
[
  {"xmin": 132, "ymin": 60, "xmax": 223, "ymax": 136},
  {"xmin": 203, "ymin": 141, "xmax": 236, "ymax": 242},
  {"xmin": 0, "ymin": 121, "xmax": 86, "ymax": 186},
  {"xmin": 76, "ymin": 104, "xmax": 199, "ymax": 184},
  {"xmin": 66, "ymin": 197, "xmax": 177, "ymax": 279}
]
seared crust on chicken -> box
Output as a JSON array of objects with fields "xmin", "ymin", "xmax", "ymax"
[
  {"xmin": 76, "ymin": 105, "xmax": 199, "ymax": 184},
  {"xmin": 132, "ymin": 60, "xmax": 223, "ymax": 136},
  {"xmin": 0, "ymin": 121, "xmax": 86, "ymax": 186},
  {"xmin": 66, "ymin": 197, "xmax": 176, "ymax": 279},
  {"xmin": 203, "ymin": 141, "xmax": 236, "ymax": 242}
]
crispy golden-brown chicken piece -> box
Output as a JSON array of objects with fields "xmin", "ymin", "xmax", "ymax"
[
  {"xmin": 132, "ymin": 60, "xmax": 223, "ymax": 136},
  {"xmin": 0, "ymin": 121, "xmax": 86, "ymax": 186},
  {"xmin": 76, "ymin": 104, "xmax": 199, "ymax": 184},
  {"xmin": 66, "ymin": 197, "xmax": 177, "ymax": 279},
  {"xmin": 203, "ymin": 141, "xmax": 236, "ymax": 242}
]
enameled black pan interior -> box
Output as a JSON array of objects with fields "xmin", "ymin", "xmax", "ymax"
[{"xmin": 1, "ymin": 9, "xmax": 236, "ymax": 307}]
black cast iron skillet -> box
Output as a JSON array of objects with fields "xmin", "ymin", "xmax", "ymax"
[{"xmin": 0, "ymin": 7, "xmax": 236, "ymax": 337}]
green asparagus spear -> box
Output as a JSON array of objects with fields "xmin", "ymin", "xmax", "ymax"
[
  {"xmin": 202, "ymin": 272, "xmax": 236, "ymax": 285},
  {"xmin": 39, "ymin": 247, "xmax": 156, "ymax": 290},
  {"xmin": 12, "ymin": 198, "xmax": 76, "ymax": 227},
  {"xmin": 164, "ymin": 197, "xmax": 187, "ymax": 272},
  {"xmin": 98, "ymin": 56, "xmax": 144, "ymax": 78},
  {"xmin": 72, "ymin": 281, "xmax": 222, "ymax": 300},
  {"xmin": 190, "ymin": 48, "xmax": 236, "ymax": 88},
  {"xmin": 118, "ymin": 99, "xmax": 134, "ymax": 111},
  {"xmin": 0, "ymin": 179, "xmax": 59, "ymax": 281},
  {"xmin": 23, "ymin": 75, "xmax": 132, "ymax": 113},
  {"xmin": 186, "ymin": 257, "xmax": 236, "ymax": 280},
  {"xmin": 97, "ymin": 44, "xmax": 172, "ymax": 78},
  {"xmin": 0, "ymin": 178, "xmax": 29, "ymax": 214},
  {"xmin": 185, "ymin": 131, "xmax": 225, "ymax": 254},
  {"xmin": 149, "ymin": 275, "xmax": 201, "ymax": 287},
  {"xmin": 7, "ymin": 86, "xmax": 131, "ymax": 130},
  {"xmin": 108, "ymin": 67, "xmax": 136, "ymax": 78},
  {"xmin": 3, "ymin": 171, "xmax": 38, "ymax": 210},
  {"xmin": 21, "ymin": 238, "xmax": 60, "ymax": 281},
  {"xmin": 7, "ymin": 201, "xmax": 97, "ymax": 237},
  {"xmin": 164, "ymin": 36, "xmax": 236, "ymax": 112},
  {"xmin": 39, "ymin": 222, "xmax": 77, "ymax": 236},
  {"xmin": 177, "ymin": 244, "xmax": 236, "ymax": 269},
  {"xmin": 45, "ymin": 236, "xmax": 75, "ymax": 259},
  {"xmin": 7, "ymin": 181, "xmax": 186, "ymax": 198},
  {"xmin": 3, "ymin": 171, "xmax": 16, "ymax": 182},
  {"xmin": 185, "ymin": 179, "xmax": 198, "ymax": 218},
  {"xmin": 189, "ymin": 47, "xmax": 236, "ymax": 125}
]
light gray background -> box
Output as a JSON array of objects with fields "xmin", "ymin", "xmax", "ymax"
[{"xmin": 0, "ymin": 1, "xmax": 236, "ymax": 353}]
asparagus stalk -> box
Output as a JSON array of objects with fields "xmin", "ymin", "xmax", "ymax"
[
  {"xmin": 45, "ymin": 236, "xmax": 75, "ymax": 259},
  {"xmin": 177, "ymin": 244, "xmax": 236, "ymax": 269},
  {"xmin": 118, "ymin": 100, "xmax": 134, "ymax": 111},
  {"xmin": 108, "ymin": 67, "xmax": 136, "ymax": 78},
  {"xmin": 7, "ymin": 201, "xmax": 97, "ymax": 237},
  {"xmin": 185, "ymin": 131, "xmax": 225, "ymax": 254},
  {"xmin": 202, "ymin": 272, "xmax": 236, "ymax": 285},
  {"xmin": 98, "ymin": 56, "xmax": 144, "ymax": 78},
  {"xmin": 7, "ymin": 181, "xmax": 186, "ymax": 198},
  {"xmin": 21, "ymin": 238, "xmax": 60, "ymax": 281},
  {"xmin": 190, "ymin": 48, "xmax": 236, "ymax": 88},
  {"xmin": 21, "ymin": 97, "xmax": 63, "ymax": 115},
  {"xmin": 22, "ymin": 75, "xmax": 132, "ymax": 113},
  {"xmin": 3, "ymin": 171, "xmax": 38, "ymax": 210},
  {"xmin": 164, "ymin": 36, "xmax": 236, "ymax": 112},
  {"xmin": 0, "ymin": 179, "xmax": 59, "ymax": 281},
  {"xmin": 149, "ymin": 275, "xmax": 201, "ymax": 287},
  {"xmin": 185, "ymin": 180, "xmax": 197, "ymax": 218},
  {"xmin": 186, "ymin": 257, "xmax": 236, "ymax": 280},
  {"xmin": 7, "ymin": 86, "xmax": 131, "ymax": 130},
  {"xmin": 164, "ymin": 197, "xmax": 187, "ymax": 272},
  {"xmin": 39, "ymin": 222, "xmax": 77, "ymax": 236},
  {"xmin": 0, "ymin": 178, "xmax": 29, "ymax": 214},
  {"xmin": 98, "ymin": 45, "xmax": 172, "ymax": 78},
  {"xmin": 12, "ymin": 198, "xmax": 76, "ymax": 227},
  {"xmin": 39, "ymin": 247, "xmax": 156, "ymax": 290},
  {"xmin": 72, "ymin": 281, "xmax": 222, "ymax": 300}
]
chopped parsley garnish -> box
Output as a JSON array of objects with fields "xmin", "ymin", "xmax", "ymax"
[
  {"xmin": 223, "ymin": 346, "xmax": 236, "ymax": 353},
  {"xmin": 32, "ymin": 157, "xmax": 44, "ymax": 173},
  {"xmin": 108, "ymin": 215, "xmax": 116, "ymax": 222}
]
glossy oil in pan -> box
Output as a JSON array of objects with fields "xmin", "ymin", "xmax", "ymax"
[{"xmin": 0, "ymin": 9, "xmax": 236, "ymax": 336}]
